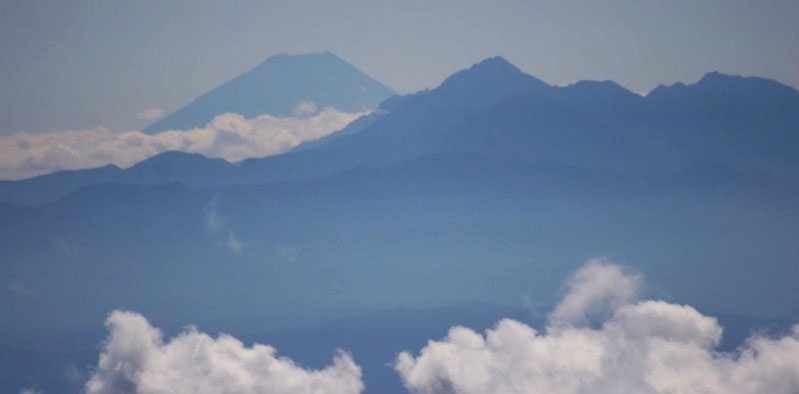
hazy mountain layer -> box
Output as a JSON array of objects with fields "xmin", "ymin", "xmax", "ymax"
[
  {"xmin": 3, "ymin": 56, "xmax": 799, "ymax": 393},
  {"xmin": 2, "ymin": 153, "xmax": 797, "ymax": 341},
  {"xmin": 2, "ymin": 57, "xmax": 798, "ymax": 206}
]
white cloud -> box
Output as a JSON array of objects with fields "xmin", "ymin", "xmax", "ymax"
[
  {"xmin": 136, "ymin": 108, "xmax": 166, "ymax": 122},
  {"xmin": 86, "ymin": 310, "xmax": 364, "ymax": 394},
  {"xmin": 548, "ymin": 258, "xmax": 642, "ymax": 327},
  {"xmin": 224, "ymin": 231, "xmax": 243, "ymax": 252},
  {"xmin": 0, "ymin": 108, "xmax": 365, "ymax": 180},
  {"xmin": 202, "ymin": 196, "xmax": 243, "ymax": 252},
  {"xmin": 293, "ymin": 101, "xmax": 319, "ymax": 117},
  {"xmin": 279, "ymin": 246, "xmax": 300, "ymax": 263},
  {"xmin": 54, "ymin": 236, "xmax": 80, "ymax": 256},
  {"xmin": 7, "ymin": 278, "xmax": 31, "ymax": 297},
  {"xmin": 203, "ymin": 196, "xmax": 225, "ymax": 233},
  {"xmin": 396, "ymin": 260, "xmax": 799, "ymax": 394}
]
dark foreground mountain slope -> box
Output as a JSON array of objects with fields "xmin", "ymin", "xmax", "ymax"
[
  {"xmin": 644, "ymin": 71, "xmax": 799, "ymax": 177},
  {"xmin": 2, "ymin": 153, "xmax": 797, "ymax": 341},
  {"xmin": 144, "ymin": 51, "xmax": 396, "ymax": 133},
  {"xmin": 0, "ymin": 152, "xmax": 235, "ymax": 206},
  {"xmin": 2, "ymin": 136, "xmax": 798, "ymax": 392},
  {"xmin": 0, "ymin": 165, "xmax": 124, "ymax": 206}
]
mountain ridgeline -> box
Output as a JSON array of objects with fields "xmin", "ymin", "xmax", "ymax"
[
  {"xmin": 2, "ymin": 56, "xmax": 798, "ymax": 206},
  {"xmin": 1, "ymin": 56, "xmax": 799, "ymax": 393}
]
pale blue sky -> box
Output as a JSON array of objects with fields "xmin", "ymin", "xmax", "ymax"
[{"xmin": 1, "ymin": 0, "xmax": 797, "ymax": 134}]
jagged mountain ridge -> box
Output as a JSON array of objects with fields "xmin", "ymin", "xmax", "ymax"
[
  {"xmin": 3, "ymin": 56, "xmax": 799, "ymax": 394},
  {"xmin": 2, "ymin": 56, "xmax": 799, "ymax": 206}
]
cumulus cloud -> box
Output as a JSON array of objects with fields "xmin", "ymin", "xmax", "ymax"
[
  {"xmin": 0, "ymin": 108, "xmax": 364, "ymax": 180},
  {"xmin": 548, "ymin": 258, "xmax": 642, "ymax": 327},
  {"xmin": 86, "ymin": 310, "xmax": 363, "ymax": 394},
  {"xmin": 396, "ymin": 260, "xmax": 799, "ymax": 394}
]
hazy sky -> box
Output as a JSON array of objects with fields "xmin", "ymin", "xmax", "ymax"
[{"xmin": 1, "ymin": 0, "xmax": 798, "ymax": 134}]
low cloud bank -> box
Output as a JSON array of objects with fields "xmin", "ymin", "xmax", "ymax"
[
  {"xmin": 0, "ymin": 108, "xmax": 363, "ymax": 180},
  {"xmin": 80, "ymin": 260, "xmax": 799, "ymax": 393},
  {"xmin": 86, "ymin": 311, "xmax": 363, "ymax": 394},
  {"xmin": 396, "ymin": 259, "xmax": 799, "ymax": 394}
]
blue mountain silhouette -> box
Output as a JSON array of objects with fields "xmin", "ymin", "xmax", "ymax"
[
  {"xmin": 143, "ymin": 51, "xmax": 396, "ymax": 133},
  {"xmin": 4, "ymin": 56, "xmax": 799, "ymax": 205},
  {"xmin": 3, "ymin": 57, "xmax": 799, "ymax": 393}
]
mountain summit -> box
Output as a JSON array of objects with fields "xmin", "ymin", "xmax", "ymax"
[
  {"xmin": 143, "ymin": 51, "xmax": 396, "ymax": 133},
  {"xmin": 439, "ymin": 56, "xmax": 546, "ymax": 90},
  {"xmin": 431, "ymin": 56, "xmax": 550, "ymax": 109}
]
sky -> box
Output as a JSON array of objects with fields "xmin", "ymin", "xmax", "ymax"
[{"xmin": 1, "ymin": 0, "xmax": 798, "ymax": 135}]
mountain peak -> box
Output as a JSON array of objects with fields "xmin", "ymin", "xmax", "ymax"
[
  {"xmin": 132, "ymin": 151, "xmax": 231, "ymax": 168},
  {"xmin": 432, "ymin": 57, "xmax": 550, "ymax": 108},
  {"xmin": 470, "ymin": 56, "xmax": 520, "ymax": 73},
  {"xmin": 262, "ymin": 50, "xmax": 342, "ymax": 64},
  {"xmin": 441, "ymin": 56, "xmax": 533, "ymax": 86},
  {"xmin": 697, "ymin": 71, "xmax": 739, "ymax": 85},
  {"xmin": 565, "ymin": 79, "xmax": 639, "ymax": 98},
  {"xmin": 143, "ymin": 52, "xmax": 395, "ymax": 134}
]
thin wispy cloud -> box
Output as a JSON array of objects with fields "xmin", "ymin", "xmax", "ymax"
[
  {"xmin": 224, "ymin": 231, "xmax": 243, "ymax": 253},
  {"xmin": 53, "ymin": 236, "xmax": 79, "ymax": 256},
  {"xmin": 202, "ymin": 196, "xmax": 244, "ymax": 252},
  {"xmin": 203, "ymin": 196, "xmax": 226, "ymax": 233},
  {"xmin": 279, "ymin": 246, "xmax": 300, "ymax": 263},
  {"xmin": 6, "ymin": 279, "xmax": 31, "ymax": 298},
  {"xmin": 135, "ymin": 108, "xmax": 166, "ymax": 123},
  {"xmin": 0, "ymin": 108, "xmax": 364, "ymax": 180}
]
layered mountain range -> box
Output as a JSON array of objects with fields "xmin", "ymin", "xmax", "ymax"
[
  {"xmin": 1, "ymin": 54, "xmax": 799, "ymax": 393},
  {"xmin": 2, "ymin": 56, "xmax": 798, "ymax": 206}
]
